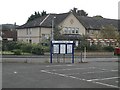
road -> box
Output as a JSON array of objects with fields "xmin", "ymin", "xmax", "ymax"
[{"xmin": 2, "ymin": 59, "xmax": 120, "ymax": 88}]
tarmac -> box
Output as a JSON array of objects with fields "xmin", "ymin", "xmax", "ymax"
[{"xmin": 2, "ymin": 61, "xmax": 119, "ymax": 88}]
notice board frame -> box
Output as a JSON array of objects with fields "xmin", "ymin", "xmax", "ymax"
[{"xmin": 50, "ymin": 41, "xmax": 75, "ymax": 63}]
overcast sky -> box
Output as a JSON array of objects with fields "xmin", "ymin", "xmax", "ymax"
[{"xmin": 0, "ymin": 0, "xmax": 119, "ymax": 25}]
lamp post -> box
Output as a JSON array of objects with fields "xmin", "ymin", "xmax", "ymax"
[
  {"xmin": 50, "ymin": 16, "xmax": 56, "ymax": 64},
  {"xmin": 51, "ymin": 16, "xmax": 56, "ymax": 41}
]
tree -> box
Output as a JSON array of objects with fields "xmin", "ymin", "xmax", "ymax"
[
  {"xmin": 116, "ymin": 32, "xmax": 120, "ymax": 47},
  {"xmin": 77, "ymin": 10, "xmax": 88, "ymax": 16},
  {"xmin": 27, "ymin": 11, "xmax": 47, "ymax": 22},
  {"xmin": 71, "ymin": 8, "xmax": 88, "ymax": 16},
  {"xmin": 41, "ymin": 10, "xmax": 47, "ymax": 16},
  {"xmin": 99, "ymin": 25, "xmax": 118, "ymax": 39},
  {"xmin": 53, "ymin": 26, "xmax": 62, "ymax": 40},
  {"xmin": 93, "ymin": 15, "xmax": 103, "ymax": 19}
]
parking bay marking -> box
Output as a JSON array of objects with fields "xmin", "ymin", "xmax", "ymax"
[
  {"xmin": 87, "ymin": 77, "xmax": 120, "ymax": 82},
  {"xmin": 41, "ymin": 70, "xmax": 119, "ymax": 88},
  {"xmin": 66, "ymin": 69, "xmax": 118, "ymax": 75},
  {"xmin": 46, "ymin": 64, "xmax": 74, "ymax": 67},
  {"xmin": 45, "ymin": 67, "xmax": 96, "ymax": 71}
]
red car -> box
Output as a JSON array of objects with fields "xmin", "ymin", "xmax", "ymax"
[{"xmin": 114, "ymin": 47, "xmax": 120, "ymax": 56}]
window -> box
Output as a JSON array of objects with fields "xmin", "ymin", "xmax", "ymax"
[
  {"xmin": 72, "ymin": 28, "xmax": 75, "ymax": 33},
  {"xmin": 42, "ymin": 34, "xmax": 49, "ymax": 40},
  {"xmin": 26, "ymin": 28, "xmax": 32, "ymax": 35},
  {"xmin": 68, "ymin": 27, "xmax": 71, "ymax": 34},
  {"xmin": 29, "ymin": 29, "xmax": 32, "ymax": 34},
  {"xmin": 29, "ymin": 39, "xmax": 32, "ymax": 43},
  {"xmin": 63, "ymin": 27, "xmax": 79, "ymax": 34},
  {"xmin": 76, "ymin": 28, "xmax": 79, "ymax": 34},
  {"xmin": 26, "ymin": 29, "xmax": 29, "ymax": 35}
]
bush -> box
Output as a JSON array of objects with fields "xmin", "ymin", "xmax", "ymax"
[
  {"xmin": 42, "ymin": 46, "xmax": 50, "ymax": 52},
  {"xmin": 21, "ymin": 43, "xmax": 33, "ymax": 53},
  {"xmin": 76, "ymin": 44, "xmax": 102, "ymax": 52},
  {"xmin": 89, "ymin": 44, "xmax": 99, "ymax": 51},
  {"xmin": 12, "ymin": 49, "xmax": 22, "ymax": 55},
  {"xmin": 32, "ymin": 45, "xmax": 44, "ymax": 55},
  {"xmin": 103, "ymin": 46, "xmax": 114, "ymax": 52}
]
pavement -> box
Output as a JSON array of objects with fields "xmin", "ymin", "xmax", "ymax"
[
  {"xmin": 1, "ymin": 52, "xmax": 119, "ymax": 64},
  {"xmin": 2, "ymin": 61, "xmax": 119, "ymax": 88},
  {"xmin": 1, "ymin": 54, "xmax": 119, "ymax": 64}
]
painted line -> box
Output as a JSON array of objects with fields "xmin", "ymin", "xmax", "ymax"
[
  {"xmin": 111, "ymin": 70, "xmax": 118, "ymax": 72},
  {"xmin": 46, "ymin": 64, "xmax": 74, "ymax": 67},
  {"xmin": 66, "ymin": 70, "xmax": 118, "ymax": 75},
  {"xmin": 83, "ymin": 70, "xmax": 118, "ymax": 75},
  {"xmin": 41, "ymin": 70, "xmax": 119, "ymax": 88},
  {"xmin": 41, "ymin": 70, "xmax": 83, "ymax": 80},
  {"xmin": 87, "ymin": 77, "xmax": 120, "ymax": 82},
  {"xmin": 94, "ymin": 81, "xmax": 119, "ymax": 88},
  {"xmin": 115, "ymin": 81, "xmax": 119, "ymax": 83},
  {"xmin": 14, "ymin": 71, "xmax": 18, "ymax": 74},
  {"xmin": 46, "ymin": 67, "xmax": 96, "ymax": 71}
]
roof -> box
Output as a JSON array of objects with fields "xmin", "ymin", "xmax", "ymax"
[
  {"xmin": 17, "ymin": 12, "xmax": 118, "ymax": 30},
  {"xmin": 0, "ymin": 24, "xmax": 19, "ymax": 30},
  {"xmin": 17, "ymin": 13, "xmax": 69, "ymax": 29},
  {"xmin": 74, "ymin": 15, "xmax": 118, "ymax": 30}
]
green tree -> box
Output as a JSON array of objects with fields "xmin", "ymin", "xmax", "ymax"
[
  {"xmin": 93, "ymin": 15, "xmax": 103, "ymax": 19},
  {"xmin": 54, "ymin": 26, "xmax": 62, "ymax": 40},
  {"xmin": 117, "ymin": 33, "xmax": 120, "ymax": 47},
  {"xmin": 27, "ymin": 11, "xmax": 47, "ymax": 22},
  {"xmin": 21, "ymin": 43, "xmax": 33, "ymax": 53},
  {"xmin": 99, "ymin": 25, "xmax": 118, "ymax": 39},
  {"xmin": 71, "ymin": 8, "xmax": 88, "ymax": 16},
  {"xmin": 77, "ymin": 10, "xmax": 88, "ymax": 16}
]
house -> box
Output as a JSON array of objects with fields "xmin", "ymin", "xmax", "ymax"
[
  {"xmin": 0, "ymin": 24, "xmax": 18, "ymax": 41},
  {"xmin": 17, "ymin": 12, "xmax": 86, "ymax": 43},
  {"xmin": 17, "ymin": 12, "xmax": 118, "ymax": 46}
]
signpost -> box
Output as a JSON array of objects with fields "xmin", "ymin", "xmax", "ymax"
[
  {"xmin": 50, "ymin": 41, "xmax": 74, "ymax": 63},
  {"xmin": 114, "ymin": 47, "xmax": 120, "ymax": 62}
]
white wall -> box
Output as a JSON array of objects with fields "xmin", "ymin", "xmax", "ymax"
[
  {"xmin": 17, "ymin": 27, "xmax": 40, "ymax": 43},
  {"xmin": 17, "ymin": 27, "xmax": 51, "ymax": 43}
]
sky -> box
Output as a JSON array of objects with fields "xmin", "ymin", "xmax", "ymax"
[{"xmin": 0, "ymin": 0, "xmax": 119, "ymax": 25}]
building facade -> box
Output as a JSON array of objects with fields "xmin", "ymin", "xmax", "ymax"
[
  {"xmin": 17, "ymin": 12, "xmax": 118, "ymax": 46},
  {"xmin": 0, "ymin": 24, "xmax": 18, "ymax": 41}
]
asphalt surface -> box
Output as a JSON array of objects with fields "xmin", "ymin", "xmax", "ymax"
[
  {"xmin": 2, "ymin": 57, "xmax": 119, "ymax": 64},
  {"xmin": 2, "ymin": 59, "xmax": 120, "ymax": 88}
]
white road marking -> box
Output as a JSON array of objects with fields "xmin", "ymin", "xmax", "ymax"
[
  {"xmin": 47, "ymin": 67, "xmax": 96, "ymax": 71},
  {"xmin": 41, "ymin": 70, "xmax": 85, "ymax": 80},
  {"xmin": 41, "ymin": 70, "xmax": 119, "ymax": 88},
  {"xmin": 94, "ymin": 81, "xmax": 119, "ymax": 88},
  {"xmin": 67, "ymin": 65, "xmax": 73, "ymax": 66},
  {"xmin": 66, "ymin": 69, "xmax": 118, "ymax": 75},
  {"xmin": 83, "ymin": 70, "xmax": 118, "ymax": 75},
  {"xmin": 14, "ymin": 71, "xmax": 17, "ymax": 74},
  {"xmin": 111, "ymin": 70, "xmax": 118, "ymax": 72},
  {"xmin": 87, "ymin": 77, "xmax": 119, "ymax": 82},
  {"xmin": 115, "ymin": 81, "xmax": 119, "ymax": 83},
  {"xmin": 46, "ymin": 64, "xmax": 74, "ymax": 67}
]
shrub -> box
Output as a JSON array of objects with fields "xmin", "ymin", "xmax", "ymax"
[
  {"xmin": 76, "ymin": 44, "xmax": 102, "ymax": 52},
  {"xmin": 103, "ymin": 46, "xmax": 114, "ymax": 52},
  {"xmin": 21, "ymin": 43, "xmax": 33, "ymax": 53},
  {"xmin": 12, "ymin": 49, "xmax": 22, "ymax": 55},
  {"xmin": 32, "ymin": 45, "xmax": 44, "ymax": 55},
  {"xmin": 42, "ymin": 46, "xmax": 50, "ymax": 52}
]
